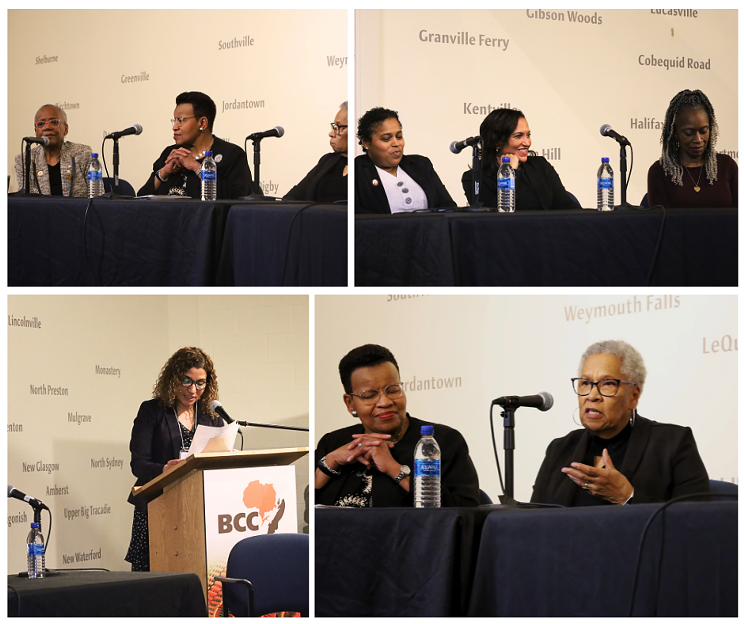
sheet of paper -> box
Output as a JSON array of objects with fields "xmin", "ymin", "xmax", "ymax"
[{"xmin": 187, "ymin": 421, "xmax": 239, "ymax": 455}]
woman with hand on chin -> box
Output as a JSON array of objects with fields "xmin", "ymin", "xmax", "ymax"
[
  {"xmin": 137, "ymin": 91, "xmax": 251, "ymax": 199},
  {"xmin": 354, "ymin": 107, "xmax": 456, "ymax": 214},
  {"xmin": 315, "ymin": 344, "xmax": 479, "ymax": 507},
  {"xmin": 531, "ymin": 340, "xmax": 709, "ymax": 506},
  {"xmin": 461, "ymin": 108, "xmax": 576, "ymax": 210},
  {"xmin": 125, "ymin": 347, "xmax": 225, "ymax": 571},
  {"xmin": 647, "ymin": 89, "xmax": 737, "ymax": 208}
]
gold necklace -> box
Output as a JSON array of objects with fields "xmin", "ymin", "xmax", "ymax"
[
  {"xmin": 389, "ymin": 418, "xmax": 409, "ymax": 444},
  {"xmin": 685, "ymin": 165, "xmax": 704, "ymax": 192}
]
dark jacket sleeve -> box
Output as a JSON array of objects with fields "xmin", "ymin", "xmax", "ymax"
[
  {"xmin": 438, "ymin": 425, "xmax": 480, "ymax": 507},
  {"xmin": 647, "ymin": 160, "xmax": 671, "ymax": 208},
  {"xmin": 214, "ymin": 138, "xmax": 251, "ymax": 199},
  {"xmin": 284, "ymin": 152, "xmax": 345, "ymax": 201},
  {"xmin": 137, "ymin": 147, "xmax": 173, "ymax": 197},
  {"xmin": 541, "ymin": 158, "xmax": 577, "ymax": 210},
  {"xmin": 129, "ymin": 400, "xmax": 175, "ymax": 485},
  {"xmin": 410, "ymin": 155, "xmax": 456, "ymax": 209}
]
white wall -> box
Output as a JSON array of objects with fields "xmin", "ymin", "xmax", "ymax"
[
  {"xmin": 7, "ymin": 295, "xmax": 309, "ymax": 574},
  {"xmin": 315, "ymin": 295, "xmax": 737, "ymax": 504},
  {"xmin": 355, "ymin": 9, "xmax": 738, "ymax": 207},
  {"xmin": 8, "ymin": 9, "xmax": 348, "ymax": 196}
]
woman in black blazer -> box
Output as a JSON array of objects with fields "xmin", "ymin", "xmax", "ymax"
[
  {"xmin": 531, "ymin": 340, "xmax": 709, "ymax": 507},
  {"xmin": 355, "ymin": 107, "xmax": 456, "ymax": 214},
  {"xmin": 461, "ymin": 108, "xmax": 577, "ymax": 210},
  {"xmin": 125, "ymin": 347, "xmax": 225, "ymax": 571},
  {"xmin": 284, "ymin": 101, "xmax": 349, "ymax": 203}
]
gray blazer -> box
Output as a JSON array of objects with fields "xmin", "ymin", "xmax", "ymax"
[{"xmin": 14, "ymin": 141, "xmax": 92, "ymax": 197}]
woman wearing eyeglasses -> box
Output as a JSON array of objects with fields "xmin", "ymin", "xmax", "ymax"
[
  {"xmin": 531, "ymin": 340, "xmax": 709, "ymax": 506},
  {"xmin": 125, "ymin": 347, "xmax": 225, "ymax": 571},
  {"xmin": 283, "ymin": 102, "xmax": 348, "ymax": 202},
  {"xmin": 13, "ymin": 104, "xmax": 92, "ymax": 196},
  {"xmin": 315, "ymin": 344, "xmax": 480, "ymax": 507},
  {"xmin": 137, "ymin": 91, "xmax": 252, "ymax": 199}
]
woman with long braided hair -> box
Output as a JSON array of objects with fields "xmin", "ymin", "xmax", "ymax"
[{"xmin": 647, "ymin": 89, "xmax": 737, "ymax": 208}]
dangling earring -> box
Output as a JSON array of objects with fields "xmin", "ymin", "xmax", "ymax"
[
  {"xmin": 199, "ymin": 127, "xmax": 204, "ymax": 133},
  {"xmin": 630, "ymin": 408, "xmax": 636, "ymax": 427},
  {"xmin": 572, "ymin": 406, "xmax": 581, "ymax": 427},
  {"xmin": 351, "ymin": 411, "xmax": 358, "ymax": 418}
]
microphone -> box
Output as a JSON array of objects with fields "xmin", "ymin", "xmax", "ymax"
[
  {"xmin": 247, "ymin": 126, "xmax": 284, "ymax": 141},
  {"xmin": 599, "ymin": 124, "xmax": 630, "ymax": 146},
  {"xmin": 8, "ymin": 485, "xmax": 48, "ymax": 510},
  {"xmin": 450, "ymin": 135, "xmax": 481, "ymax": 154},
  {"xmin": 210, "ymin": 400, "xmax": 247, "ymax": 426},
  {"xmin": 105, "ymin": 124, "xmax": 143, "ymax": 140},
  {"xmin": 492, "ymin": 392, "xmax": 554, "ymax": 412},
  {"xmin": 23, "ymin": 136, "xmax": 50, "ymax": 146}
]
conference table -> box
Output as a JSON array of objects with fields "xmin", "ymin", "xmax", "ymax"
[
  {"xmin": 7, "ymin": 569, "xmax": 207, "ymax": 617},
  {"xmin": 355, "ymin": 207, "xmax": 738, "ymax": 286},
  {"xmin": 315, "ymin": 501, "xmax": 737, "ymax": 617},
  {"xmin": 7, "ymin": 195, "xmax": 347, "ymax": 286}
]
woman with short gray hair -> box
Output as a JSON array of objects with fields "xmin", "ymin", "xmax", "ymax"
[{"xmin": 531, "ymin": 339, "xmax": 708, "ymax": 506}]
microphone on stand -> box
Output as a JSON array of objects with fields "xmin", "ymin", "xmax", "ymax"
[
  {"xmin": 492, "ymin": 392, "xmax": 554, "ymax": 411},
  {"xmin": 450, "ymin": 135, "xmax": 481, "ymax": 154},
  {"xmin": 210, "ymin": 401, "xmax": 309, "ymax": 431},
  {"xmin": 22, "ymin": 136, "xmax": 50, "ymax": 146},
  {"xmin": 246, "ymin": 126, "xmax": 284, "ymax": 141},
  {"xmin": 599, "ymin": 124, "xmax": 630, "ymax": 146},
  {"xmin": 8, "ymin": 485, "xmax": 48, "ymax": 510},
  {"xmin": 105, "ymin": 124, "xmax": 143, "ymax": 140}
]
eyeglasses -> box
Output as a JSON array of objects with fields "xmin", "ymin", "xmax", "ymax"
[
  {"xmin": 34, "ymin": 119, "xmax": 64, "ymax": 129},
  {"xmin": 348, "ymin": 384, "xmax": 404, "ymax": 404},
  {"xmin": 171, "ymin": 116, "xmax": 195, "ymax": 126},
  {"xmin": 181, "ymin": 376, "xmax": 208, "ymax": 389},
  {"xmin": 330, "ymin": 123, "xmax": 348, "ymax": 135},
  {"xmin": 571, "ymin": 378, "xmax": 636, "ymax": 397}
]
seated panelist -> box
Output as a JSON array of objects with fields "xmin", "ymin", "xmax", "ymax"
[
  {"xmin": 283, "ymin": 101, "xmax": 348, "ymax": 203},
  {"xmin": 137, "ymin": 91, "xmax": 251, "ymax": 199},
  {"xmin": 462, "ymin": 108, "xmax": 576, "ymax": 210},
  {"xmin": 647, "ymin": 89, "xmax": 738, "ymax": 208},
  {"xmin": 315, "ymin": 344, "xmax": 480, "ymax": 507},
  {"xmin": 354, "ymin": 107, "xmax": 456, "ymax": 214},
  {"xmin": 13, "ymin": 104, "xmax": 91, "ymax": 197},
  {"xmin": 531, "ymin": 340, "xmax": 709, "ymax": 506}
]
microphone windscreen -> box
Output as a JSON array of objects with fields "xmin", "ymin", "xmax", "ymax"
[
  {"xmin": 133, "ymin": 124, "xmax": 143, "ymax": 135},
  {"xmin": 450, "ymin": 140, "xmax": 460, "ymax": 154},
  {"xmin": 40, "ymin": 136, "xmax": 50, "ymax": 146},
  {"xmin": 538, "ymin": 392, "xmax": 554, "ymax": 411},
  {"xmin": 599, "ymin": 124, "xmax": 612, "ymax": 137},
  {"xmin": 275, "ymin": 126, "xmax": 285, "ymax": 138},
  {"xmin": 210, "ymin": 400, "xmax": 223, "ymax": 411},
  {"xmin": 7, "ymin": 485, "xmax": 14, "ymax": 497}
]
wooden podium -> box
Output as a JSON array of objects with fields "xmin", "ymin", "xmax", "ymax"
[{"xmin": 132, "ymin": 448, "xmax": 308, "ymax": 602}]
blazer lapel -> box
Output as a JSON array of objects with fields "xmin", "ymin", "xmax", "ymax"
[
  {"xmin": 165, "ymin": 406, "xmax": 183, "ymax": 459},
  {"xmin": 554, "ymin": 429, "xmax": 590, "ymax": 505},
  {"xmin": 361, "ymin": 155, "xmax": 391, "ymax": 213},
  {"xmin": 617, "ymin": 414, "xmax": 651, "ymax": 482},
  {"xmin": 33, "ymin": 148, "xmax": 50, "ymax": 195},
  {"xmin": 520, "ymin": 160, "xmax": 550, "ymax": 210}
]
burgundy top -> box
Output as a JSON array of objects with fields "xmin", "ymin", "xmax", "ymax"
[{"xmin": 647, "ymin": 152, "xmax": 738, "ymax": 209}]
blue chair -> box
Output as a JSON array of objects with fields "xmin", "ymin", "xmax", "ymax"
[
  {"xmin": 479, "ymin": 489, "xmax": 493, "ymax": 505},
  {"xmin": 709, "ymin": 479, "xmax": 738, "ymax": 501},
  {"xmin": 216, "ymin": 533, "xmax": 309, "ymax": 617},
  {"xmin": 566, "ymin": 191, "xmax": 582, "ymax": 208},
  {"xmin": 102, "ymin": 177, "xmax": 136, "ymax": 196}
]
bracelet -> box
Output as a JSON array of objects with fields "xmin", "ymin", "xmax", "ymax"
[
  {"xmin": 317, "ymin": 456, "xmax": 341, "ymax": 477},
  {"xmin": 155, "ymin": 168, "xmax": 169, "ymax": 183},
  {"xmin": 622, "ymin": 488, "xmax": 635, "ymax": 505}
]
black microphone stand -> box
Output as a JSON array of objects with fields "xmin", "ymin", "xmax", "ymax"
[
  {"xmin": 618, "ymin": 143, "xmax": 630, "ymax": 207},
  {"xmin": 251, "ymin": 138, "xmax": 262, "ymax": 192},
  {"xmin": 466, "ymin": 142, "xmax": 486, "ymax": 211},
  {"xmin": 498, "ymin": 406, "xmax": 517, "ymax": 503},
  {"xmin": 112, "ymin": 137, "xmax": 121, "ymax": 195},
  {"xmin": 235, "ymin": 420, "xmax": 308, "ymax": 432}
]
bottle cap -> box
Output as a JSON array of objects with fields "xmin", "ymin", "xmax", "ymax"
[
  {"xmin": 91, "ymin": 153, "xmax": 98, "ymax": 158},
  {"xmin": 205, "ymin": 151, "xmax": 213, "ymax": 157},
  {"xmin": 31, "ymin": 522, "xmax": 40, "ymax": 528},
  {"xmin": 421, "ymin": 425, "xmax": 434, "ymax": 435},
  {"xmin": 601, "ymin": 157, "xmax": 609, "ymax": 163},
  {"xmin": 502, "ymin": 156, "xmax": 510, "ymax": 162}
]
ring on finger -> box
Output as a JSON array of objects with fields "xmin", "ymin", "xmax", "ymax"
[
  {"xmin": 357, "ymin": 443, "xmax": 362, "ymax": 448},
  {"xmin": 583, "ymin": 482, "xmax": 589, "ymax": 489}
]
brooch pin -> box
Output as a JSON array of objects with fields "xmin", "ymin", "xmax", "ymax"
[
  {"xmin": 372, "ymin": 179, "xmax": 378, "ymax": 186},
  {"xmin": 215, "ymin": 154, "xmax": 223, "ymax": 163}
]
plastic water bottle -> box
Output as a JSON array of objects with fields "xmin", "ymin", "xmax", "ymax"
[
  {"xmin": 413, "ymin": 425, "xmax": 441, "ymax": 508},
  {"xmin": 497, "ymin": 157, "xmax": 516, "ymax": 213},
  {"xmin": 87, "ymin": 153, "xmax": 103, "ymax": 198},
  {"xmin": 201, "ymin": 151, "xmax": 217, "ymax": 201},
  {"xmin": 26, "ymin": 522, "xmax": 45, "ymax": 578},
  {"xmin": 597, "ymin": 157, "xmax": 614, "ymax": 211}
]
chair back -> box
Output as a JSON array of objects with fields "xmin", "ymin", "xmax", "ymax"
[
  {"xmin": 102, "ymin": 177, "xmax": 136, "ymax": 196},
  {"xmin": 223, "ymin": 533, "xmax": 309, "ymax": 617},
  {"xmin": 479, "ymin": 489, "xmax": 493, "ymax": 505},
  {"xmin": 640, "ymin": 193, "xmax": 649, "ymax": 208},
  {"xmin": 709, "ymin": 479, "xmax": 738, "ymax": 501}
]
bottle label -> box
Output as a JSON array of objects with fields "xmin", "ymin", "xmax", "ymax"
[
  {"xmin": 87, "ymin": 171, "xmax": 102, "ymax": 181},
  {"xmin": 27, "ymin": 543, "xmax": 45, "ymax": 556},
  {"xmin": 598, "ymin": 178, "xmax": 613, "ymax": 190},
  {"xmin": 414, "ymin": 458, "xmax": 441, "ymax": 478},
  {"xmin": 201, "ymin": 170, "xmax": 217, "ymax": 182},
  {"xmin": 497, "ymin": 177, "xmax": 514, "ymax": 191}
]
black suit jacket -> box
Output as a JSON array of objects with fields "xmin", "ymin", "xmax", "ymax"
[
  {"xmin": 462, "ymin": 155, "xmax": 578, "ymax": 210},
  {"xmin": 127, "ymin": 398, "xmax": 225, "ymax": 511},
  {"xmin": 283, "ymin": 152, "xmax": 348, "ymax": 202},
  {"xmin": 530, "ymin": 415, "xmax": 709, "ymax": 506},
  {"xmin": 355, "ymin": 153, "xmax": 456, "ymax": 214}
]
